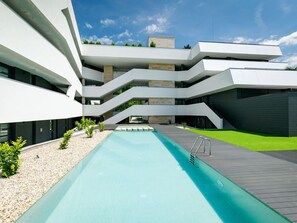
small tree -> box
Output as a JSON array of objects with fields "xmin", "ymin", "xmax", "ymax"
[
  {"xmin": 184, "ymin": 44, "xmax": 191, "ymax": 49},
  {"xmin": 150, "ymin": 41, "xmax": 156, "ymax": 47},
  {"xmin": 59, "ymin": 130, "xmax": 74, "ymax": 150},
  {"xmin": 85, "ymin": 125, "xmax": 95, "ymax": 138},
  {"xmin": 0, "ymin": 137, "xmax": 26, "ymax": 178},
  {"xmin": 138, "ymin": 43, "xmax": 142, "ymax": 47}
]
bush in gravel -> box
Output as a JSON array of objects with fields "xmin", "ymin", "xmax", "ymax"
[
  {"xmin": 59, "ymin": 130, "xmax": 74, "ymax": 150},
  {"xmin": 98, "ymin": 122, "xmax": 105, "ymax": 132},
  {"xmin": 81, "ymin": 117, "xmax": 96, "ymax": 129},
  {"xmin": 0, "ymin": 137, "xmax": 26, "ymax": 178},
  {"xmin": 182, "ymin": 122, "xmax": 187, "ymax": 129},
  {"xmin": 75, "ymin": 121, "xmax": 83, "ymax": 130},
  {"xmin": 85, "ymin": 125, "xmax": 95, "ymax": 138}
]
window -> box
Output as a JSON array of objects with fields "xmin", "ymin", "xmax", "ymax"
[
  {"xmin": 0, "ymin": 65, "xmax": 8, "ymax": 78},
  {"xmin": 0, "ymin": 123, "xmax": 9, "ymax": 143}
]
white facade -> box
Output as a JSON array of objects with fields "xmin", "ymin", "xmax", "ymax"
[{"xmin": 1, "ymin": 0, "xmax": 297, "ymax": 142}]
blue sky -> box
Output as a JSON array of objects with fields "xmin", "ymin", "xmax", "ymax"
[{"xmin": 72, "ymin": 0, "xmax": 297, "ymax": 67}]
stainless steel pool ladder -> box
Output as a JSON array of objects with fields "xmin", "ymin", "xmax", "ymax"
[{"xmin": 189, "ymin": 136, "xmax": 212, "ymax": 165}]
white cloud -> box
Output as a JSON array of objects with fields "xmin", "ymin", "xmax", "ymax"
[
  {"xmin": 255, "ymin": 4, "xmax": 266, "ymax": 28},
  {"xmin": 100, "ymin": 18, "xmax": 115, "ymax": 27},
  {"xmin": 260, "ymin": 31, "xmax": 297, "ymax": 46},
  {"xmin": 281, "ymin": 54, "xmax": 297, "ymax": 67},
  {"xmin": 145, "ymin": 24, "xmax": 165, "ymax": 34},
  {"xmin": 281, "ymin": 3, "xmax": 293, "ymax": 14},
  {"xmin": 84, "ymin": 35, "xmax": 113, "ymax": 44},
  {"xmin": 144, "ymin": 16, "xmax": 169, "ymax": 34},
  {"xmin": 233, "ymin": 37, "xmax": 256, "ymax": 44},
  {"xmin": 118, "ymin": 30, "xmax": 132, "ymax": 39},
  {"xmin": 84, "ymin": 22, "xmax": 93, "ymax": 29},
  {"xmin": 230, "ymin": 31, "xmax": 297, "ymax": 47}
]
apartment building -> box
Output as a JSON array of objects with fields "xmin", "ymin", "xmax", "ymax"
[{"xmin": 1, "ymin": 0, "xmax": 297, "ymax": 146}]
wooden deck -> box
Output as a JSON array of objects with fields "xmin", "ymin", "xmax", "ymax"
[{"xmin": 153, "ymin": 125, "xmax": 297, "ymax": 222}]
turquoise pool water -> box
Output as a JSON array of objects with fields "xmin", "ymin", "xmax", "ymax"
[{"xmin": 16, "ymin": 131, "xmax": 290, "ymax": 223}]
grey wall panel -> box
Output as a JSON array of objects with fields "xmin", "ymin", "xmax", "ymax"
[
  {"xmin": 35, "ymin": 120, "xmax": 51, "ymax": 144},
  {"xmin": 288, "ymin": 93, "xmax": 297, "ymax": 136},
  {"xmin": 209, "ymin": 90, "xmax": 291, "ymax": 136},
  {"xmin": 57, "ymin": 119, "xmax": 66, "ymax": 138},
  {"xmin": 15, "ymin": 122, "xmax": 33, "ymax": 145}
]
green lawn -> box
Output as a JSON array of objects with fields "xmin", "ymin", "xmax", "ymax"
[{"xmin": 188, "ymin": 129, "xmax": 297, "ymax": 151}]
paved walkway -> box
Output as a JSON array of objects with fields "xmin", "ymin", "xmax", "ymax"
[
  {"xmin": 261, "ymin": 151, "xmax": 297, "ymax": 164},
  {"xmin": 153, "ymin": 125, "xmax": 297, "ymax": 223}
]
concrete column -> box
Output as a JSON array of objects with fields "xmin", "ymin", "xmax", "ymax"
[
  {"xmin": 82, "ymin": 78, "xmax": 85, "ymax": 105},
  {"xmin": 104, "ymin": 65, "xmax": 113, "ymax": 119}
]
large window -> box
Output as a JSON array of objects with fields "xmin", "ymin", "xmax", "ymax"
[
  {"xmin": 0, "ymin": 64, "xmax": 8, "ymax": 78},
  {"xmin": 0, "ymin": 124, "xmax": 9, "ymax": 143}
]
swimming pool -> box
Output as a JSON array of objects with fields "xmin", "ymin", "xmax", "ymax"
[{"xmin": 16, "ymin": 131, "xmax": 290, "ymax": 222}]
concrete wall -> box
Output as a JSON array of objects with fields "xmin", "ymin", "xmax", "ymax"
[
  {"xmin": 0, "ymin": 77, "xmax": 82, "ymax": 123},
  {"xmin": 148, "ymin": 36, "xmax": 175, "ymax": 48},
  {"xmin": 103, "ymin": 65, "xmax": 114, "ymax": 119},
  {"xmin": 148, "ymin": 62, "xmax": 175, "ymax": 124}
]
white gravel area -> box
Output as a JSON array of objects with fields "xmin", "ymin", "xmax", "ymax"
[{"xmin": 0, "ymin": 130, "xmax": 112, "ymax": 223}]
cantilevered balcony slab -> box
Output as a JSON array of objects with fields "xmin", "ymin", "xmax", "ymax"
[{"xmin": 82, "ymin": 42, "xmax": 282, "ymax": 68}]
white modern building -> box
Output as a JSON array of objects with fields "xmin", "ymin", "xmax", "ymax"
[{"xmin": 1, "ymin": 0, "xmax": 297, "ymax": 145}]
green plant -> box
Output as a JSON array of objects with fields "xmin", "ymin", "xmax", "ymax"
[
  {"xmin": 111, "ymin": 42, "xmax": 115, "ymax": 45},
  {"xmin": 59, "ymin": 130, "xmax": 74, "ymax": 150},
  {"xmin": 89, "ymin": 41, "xmax": 95, "ymax": 44},
  {"xmin": 0, "ymin": 137, "xmax": 26, "ymax": 178},
  {"xmin": 138, "ymin": 43, "xmax": 142, "ymax": 47},
  {"xmin": 184, "ymin": 44, "xmax": 191, "ymax": 49},
  {"xmin": 83, "ymin": 40, "xmax": 89, "ymax": 44},
  {"xmin": 182, "ymin": 122, "xmax": 187, "ymax": 129},
  {"xmin": 150, "ymin": 41, "xmax": 156, "ymax": 47},
  {"xmin": 98, "ymin": 122, "xmax": 105, "ymax": 132},
  {"xmin": 81, "ymin": 117, "xmax": 96, "ymax": 129},
  {"xmin": 95, "ymin": 41, "xmax": 101, "ymax": 45},
  {"xmin": 131, "ymin": 43, "xmax": 136, "ymax": 47},
  {"xmin": 286, "ymin": 66, "xmax": 297, "ymax": 70},
  {"xmin": 85, "ymin": 125, "xmax": 95, "ymax": 138},
  {"xmin": 125, "ymin": 43, "xmax": 130, "ymax": 46},
  {"xmin": 75, "ymin": 121, "xmax": 83, "ymax": 131}
]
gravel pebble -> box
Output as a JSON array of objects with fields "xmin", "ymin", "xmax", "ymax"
[{"xmin": 0, "ymin": 131, "xmax": 111, "ymax": 222}]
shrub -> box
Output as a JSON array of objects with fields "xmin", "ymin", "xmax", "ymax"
[
  {"xmin": 184, "ymin": 44, "xmax": 191, "ymax": 49},
  {"xmin": 131, "ymin": 43, "xmax": 136, "ymax": 47},
  {"xmin": 85, "ymin": 125, "xmax": 95, "ymax": 138},
  {"xmin": 81, "ymin": 117, "xmax": 96, "ymax": 129},
  {"xmin": 150, "ymin": 41, "xmax": 156, "ymax": 47},
  {"xmin": 111, "ymin": 42, "xmax": 115, "ymax": 45},
  {"xmin": 138, "ymin": 43, "xmax": 142, "ymax": 47},
  {"xmin": 0, "ymin": 137, "xmax": 26, "ymax": 178},
  {"xmin": 182, "ymin": 122, "xmax": 187, "ymax": 129},
  {"xmin": 95, "ymin": 41, "xmax": 101, "ymax": 45},
  {"xmin": 125, "ymin": 43, "xmax": 130, "ymax": 46},
  {"xmin": 98, "ymin": 122, "xmax": 105, "ymax": 132},
  {"xmin": 83, "ymin": 40, "xmax": 89, "ymax": 44},
  {"xmin": 59, "ymin": 130, "xmax": 74, "ymax": 150},
  {"xmin": 75, "ymin": 121, "xmax": 83, "ymax": 131}
]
